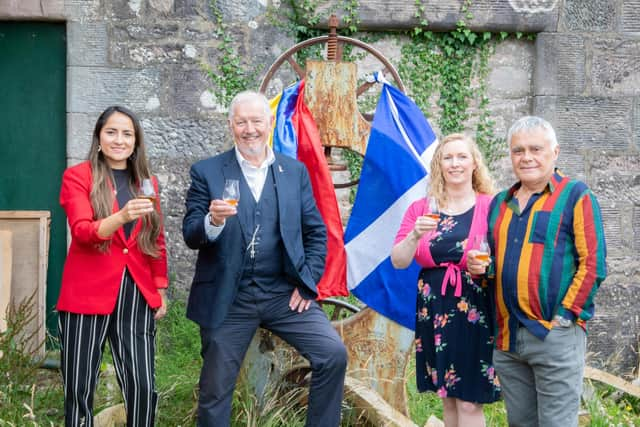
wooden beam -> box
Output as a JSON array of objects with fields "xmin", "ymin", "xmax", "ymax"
[
  {"xmin": 0, "ymin": 230, "xmax": 11, "ymax": 333},
  {"xmin": 584, "ymin": 366, "xmax": 640, "ymax": 398}
]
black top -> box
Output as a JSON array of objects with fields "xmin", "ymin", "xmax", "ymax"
[{"xmin": 112, "ymin": 168, "xmax": 134, "ymax": 239}]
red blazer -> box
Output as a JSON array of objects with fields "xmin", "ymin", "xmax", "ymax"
[{"xmin": 56, "ymin": 161, "xmax": 168, "ymax": 314}]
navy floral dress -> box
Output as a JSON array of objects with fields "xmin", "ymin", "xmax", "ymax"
[{"xmin": 415, "ymin": 207, "xmax": 500, "ymax": 403}]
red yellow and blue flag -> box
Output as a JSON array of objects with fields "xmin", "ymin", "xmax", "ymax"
[{"xmin": 269, "ymin": 80, "xmax": 348, "ymax": 299}]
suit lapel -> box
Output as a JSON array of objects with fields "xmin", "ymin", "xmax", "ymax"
[{"xmin": 272, "ymin": 157, "xmax": 288, "ymax": 224}]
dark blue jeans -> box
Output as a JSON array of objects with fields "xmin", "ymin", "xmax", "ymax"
[{"xmin": 197, "ymin": 285, "xmax": 347, "ymax": 427}]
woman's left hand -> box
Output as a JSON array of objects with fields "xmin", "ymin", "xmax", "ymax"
[{"xmin": 154, "ymin": 289, "xmax": 168, "ymax": 320}]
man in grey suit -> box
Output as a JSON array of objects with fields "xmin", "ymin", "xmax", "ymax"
[{"xmin": 182, "ymin": 90, "xmax": 347, "ymax": 427}]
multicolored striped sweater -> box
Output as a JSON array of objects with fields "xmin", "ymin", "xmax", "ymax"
[{"xmin": 488, "ymin": 170, "xmax": 607, "ymax": 352}]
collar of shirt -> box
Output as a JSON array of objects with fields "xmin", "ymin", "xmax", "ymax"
[
  {"xmin": 507, "ymin": 168, "xmax": 563, "ymax": 202},
  {"xmin": 234, "ymin": 145, "xmax": 276, "ymax": 202}
]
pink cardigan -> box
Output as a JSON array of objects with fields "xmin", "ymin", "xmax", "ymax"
[{"xmin": 394, "ymin": 193, "xmax": 492, "ymax": 297}]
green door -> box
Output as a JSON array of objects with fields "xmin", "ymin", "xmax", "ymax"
[{"xmin": 0, "ymin": 22, "xmax": 66, "ymax": 337}]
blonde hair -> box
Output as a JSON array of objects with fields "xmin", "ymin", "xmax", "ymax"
[{"xmin": 428, "ymin": 133, "xmax": 495, "ymax": 206}]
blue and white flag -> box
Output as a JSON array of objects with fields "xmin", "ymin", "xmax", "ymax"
[{"xmin": 344, "ymin": 79, "xmax": 438, "ymax": 330}]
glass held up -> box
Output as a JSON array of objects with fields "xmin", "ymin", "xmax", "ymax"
[
  {"xmin": 136, "ymin": 178, "xmax": 157, "ymax": 203},
  {"xmin": 222, "ymin": 179, "xmax": 240, "ymax": 207},
  {"xmin": 425, "ymin": 197, "xmax": 441, "ymax": 221},
  {"xmin": 474, "ymin": 235, "xmax": 491, "ymax": 263}
]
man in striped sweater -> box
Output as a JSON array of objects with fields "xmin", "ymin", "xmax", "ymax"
[{"xmin": 468, "ymin": 116, "xmax": 607, "ymax": 427}]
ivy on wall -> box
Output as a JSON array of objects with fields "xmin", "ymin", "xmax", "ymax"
[
  {"xmin": 205, "ymin": 0, "xmax": 534, "ymax": 169},
  {"xmin": 203, "ymin": 0, "xmax": 252, "ymax": 106},
  {"xmin": 399, "ymin": 22, "xmax": 503, "ymax": 165}
]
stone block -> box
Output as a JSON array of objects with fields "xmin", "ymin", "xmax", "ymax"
[
  {"xmin": 533, "ymin": 96, "xmax": 632, "ymax": 151},
  {"xmin": 111, "ymin": 22, "xmax": 180, "ymax": 41},
  {"xmin": 167, "ymin": 68, "xmax": 215, "ymax": 117},
  {"xmin": 587, "ymin": 153, "xmax": 640, "ymax": 206},
  {"xmin": 635, "ymin": 98, "xmax": 640, "ymax": 150},
  {"xmin": 141, "ymin": 116, "xmax": 230, "ymax": 159},
  {"xmin": 489, "ymin": 67, "xmax": 530, "ymax": 98},
  {"xmin": 297, "ymin": 0, "xmax": 558, "ymax": 32},
  {"xmin": 66, "ymin": 112, "xmax": 95, "ymax": 162},
  {"xmin": 0, "ymin": 0, "xmax": 64, "ymax": 18},
  {"xmin": 592, "ymin": 38, "xmax": 640, "ymax": 96},
  {"xmin": 534, "ymin": 33, "xmax": 586, "ymax": 96},
  {"xmin": 102, "ymin": 0, "xmax": 140, "ymax": 19},
  {"xmin": 64, "ymin": 0, "xmax": 101, "ymax": 20},
  {"xmin": 148, "ymin": 0, "xmax": 174, "ymax": 14},
  {"xmin": 556, "ymin": 151, "xmax": 586, "ymax": 183},
  {"xmin": 589, "ymin": 280, "xmax": 640, "ymax": 374},
  {"xmin": 488, "ymin": 96, "xmax": 533, "ymax": 138},
  {"xmin": 67, "ymin": 21, "xmax": 108, "ymax": 67},
  {"xmin": 67, "ymin": 66, "xmax": 162, "ymax": 114},
  {"xmin": 598, "ymin": 204, "xmax": 624, "ymax": 253},
  {"xmin": 634, "ymin": 207, "xmax": 640, "ymax": 251},
  {"xmin": 622, "ymin": 0, "xmax": 640, "ymax": 32},
  {"xmin": 216, "ymin": 0, "xmax": 265, "ymax": 22},
  {"xmin": 559, "ymin": 0, "xmax": 616, "ymax": 32},
  {"xmin": 244, "ymin": 18, "xmax": 297, "ymax": 86},
  {"xmin": 174, "ymin": 0, "xmax": 200, "ymax": 17},
  {"xmin": 118, "ymin": 42, "xmax": 191, "ymax": 66},
  {"xmin": 184, "ymin": 21, "xmax": 216, "ymax": 41}
]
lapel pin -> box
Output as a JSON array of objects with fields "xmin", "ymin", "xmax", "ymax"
[{"xmin": 278, "ymin": 165, "xmax": 284, "ymax": 173}]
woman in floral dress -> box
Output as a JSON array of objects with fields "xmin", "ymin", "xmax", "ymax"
[{"xmin": 391, "ymin": 134, "xmax": 500, "ymax": 427}]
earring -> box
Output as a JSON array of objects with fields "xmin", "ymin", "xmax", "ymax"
[{"xmin": 97, "ymin": 145, "xmax": 102, "ymax": 152}]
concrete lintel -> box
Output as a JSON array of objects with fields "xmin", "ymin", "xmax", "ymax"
[
  {"xmin": 296, "ymin": 0, "xmax": 559, "ymax": 33},
  {"xmin": 0, "ymin": 0, "xmax": 65, "ymax": 19}
]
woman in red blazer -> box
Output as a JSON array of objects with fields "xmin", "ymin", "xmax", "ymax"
[{"xmin": 57, "ymin": 106, "xmax": 168, "ymax": 427}]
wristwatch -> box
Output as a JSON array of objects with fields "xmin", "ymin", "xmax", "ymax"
[{"xmin": 553, "ymin": 314, "xmax": 572, "ymax": 328}]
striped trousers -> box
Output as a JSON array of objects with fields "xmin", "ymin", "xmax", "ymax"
[{"xmin": 58, "ymin": 270, "xmax": 157, "ymax": 427}]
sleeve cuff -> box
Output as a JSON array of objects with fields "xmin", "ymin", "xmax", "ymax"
[
  {"xmin": 486, "ymin": 257, "xmax": 496, "ymax": 279},
  {"xmin": 154, "ymin": 277, "xmax": 169, "ymax": 289},
  {"xmin": 92, "ymin": 219, "xmax": 113, "ymax": 242},
  {"xmin": 204, "ymin": 213, "xmax": 225, "ymax": 241},
  {"xmin": 556, "ymin": 306, "xmax": 576, "ymax": 321}
]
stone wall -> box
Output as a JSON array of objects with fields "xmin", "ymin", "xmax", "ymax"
[{"xmin": 1, "ymin": 0, "xmax": 638, "ymax": 374}]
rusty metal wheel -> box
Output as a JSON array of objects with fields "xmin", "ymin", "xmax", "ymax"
[
  {"xmin": 258, "ymin": 34, "xmax": 405, "ymax": 96},
  {"xmin": 259, "ymin": 26, "xmax": 406, "ymax": 189},
  {"xmin": 318, "ymin": 297, "xmax": 360, "ymax": 322}
]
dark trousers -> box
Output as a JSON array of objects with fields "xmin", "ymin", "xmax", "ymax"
[
  {"xmin": 197, "ymin": 285, "xmax": 347, "ymax": 427},
  {"xmin": 58, "ymin": 271, "xmax": 157, "ymax": 427}
]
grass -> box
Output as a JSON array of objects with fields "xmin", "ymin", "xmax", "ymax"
[
  {"xmin": 0, "ymin": 294, "xmax": 64, "ymax": 426},
  {"xmin": 405, "ymin": 355, "xmax": 508, "ymax": 426},
  {"xmin": 1, "ymin": 298, "xmax": 640, "ymax": 426}
]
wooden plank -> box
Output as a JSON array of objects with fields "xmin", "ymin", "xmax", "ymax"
[
  {"xmin": 344, "ymin": 376, "xmax": 417, "ymax": 427},
  {"xmin": 0, "ymin": 211, "xmax": 50, "ymax": 357},
  {"xmin": 584, "ymin": 366, "xmax": 640, "ymax": 398},
  {"xmin": 0, "ymin": 230, "xmax": 12, "ymax": 332}
]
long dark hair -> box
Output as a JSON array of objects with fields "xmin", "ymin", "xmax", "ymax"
[{"xmin": 87, "ymin": 106, "xmax": 161, "ymax": 257}]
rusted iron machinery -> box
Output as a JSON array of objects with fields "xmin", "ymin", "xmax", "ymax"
[{"xmin": 241, "ymin": 16, "xmax": 418, "ymax": 426}]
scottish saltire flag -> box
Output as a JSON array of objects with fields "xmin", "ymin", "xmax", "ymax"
[
  {"xmin": 269, "ymin": 81, "xmax": 348, "ymax": 298},
  {"xmin": 344, "ymin": 77, "xmax": 438, "ymax": 329}
]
